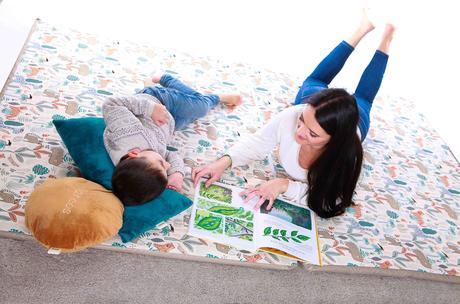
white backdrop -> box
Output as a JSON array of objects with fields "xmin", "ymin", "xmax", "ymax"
[{"xmin": 1, "ymin": 0, "xmax": 459, "ymax": 157}]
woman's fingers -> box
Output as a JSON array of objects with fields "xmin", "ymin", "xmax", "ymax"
[
  {"xmin": 191, "ymin": 166, "xmax": 200, "ymax": 182},
  {"xmin": 265, "ymin": 197, "xmax": 275, "ymax": 211},
  {"xmin": 192, "ymin": 164, "xmax": 223, "ymax": 188},
  {"xmin": 204, "ymin": 174, "xmax": 220, "ymax": 188},
  {"xmin": 192, "ymin": 167, "xmax": 207, "ymax": 186},
  {"xmin": 191, "ymin": 167, "xmax": 198, "ymax": 184},
  {"xmin": 240, "ymin": 187, "xmax": 256, "ymax": 198},
  {"xmin": 239, "ymin": 188, "xmax": 251, "ymax": 197},
  {"xmin": 253, "ymin": 196, "xmax": 267, "ymax": 211},
  {"xmin": 243, "ymin": 190, "xmax": 259, "ymax": 203}
]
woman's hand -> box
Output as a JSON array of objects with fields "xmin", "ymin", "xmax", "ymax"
[
  {"xmin": 151, "ymin": 104, "xmax": 170, "ymax": 126},
  {"xmin": 240, "ymin": 178, "xmax": 289, "ymax": 211},
  {"xmin": 192, "ymin": 156, "xmax": 232, "ymax": 187},
  {"xmin": 167, "ymin": 172, "xmax": 183, "ymax": 192}
]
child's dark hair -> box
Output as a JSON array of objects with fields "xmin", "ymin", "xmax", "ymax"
[{"xmin": 112, "ymin": 155, "xmax": 167, "ymax": 206}]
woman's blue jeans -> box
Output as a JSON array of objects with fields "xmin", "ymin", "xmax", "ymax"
[
  {"xmin": 139, "ymin": 74, "xmax": 219, "ymax": 130},
  {"xmin": 293, "ymin": 41, "xmax": 389, "ymax": 140}
]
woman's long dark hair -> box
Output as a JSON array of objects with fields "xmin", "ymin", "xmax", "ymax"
[{"xmin": 305, "ymin": 88, "xmax": 363, "ymax": 218}]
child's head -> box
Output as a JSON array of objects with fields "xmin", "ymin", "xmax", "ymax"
[{"xmin": 112, "ymin": 149, "xmax": 170, "ymax": 206}]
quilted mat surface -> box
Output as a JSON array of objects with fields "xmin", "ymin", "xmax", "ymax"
[{"xmin": 1, "ymin": 21, "xmax": 459, "ymax": 274}]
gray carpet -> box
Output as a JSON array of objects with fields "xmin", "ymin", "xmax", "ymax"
[{"xmin": 1, "ymin": 238, "xmax": 459, "ymax": 304}]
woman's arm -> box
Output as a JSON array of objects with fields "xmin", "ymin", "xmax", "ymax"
[
  {"xmin": 240, "ymin": 179, "xmax": 309, "ymax": 211},
  {"xmin": 192, "ymin": 107, "xmax": 292, "ymax": 186},
  {"xmin": 192, "ymin": 106, "xmax": 301, "ymax": 187},
  {"xmin": 191, "ymin": 155, "xmax": 232, "ymax": 187},
  {"xmin": 226, "ymin": 107, "xmax": 294, "ymax": 167},
  {"xmin": 283, "ymin": 180, "xmax": 308, "ymax": 203}
]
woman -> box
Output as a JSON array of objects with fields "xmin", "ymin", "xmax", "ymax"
[{"xmin": 192, "ymin": 11, "xmax": 395, "ymax": 218}]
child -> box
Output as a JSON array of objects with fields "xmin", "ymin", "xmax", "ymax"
[{"xmin": 103, "ymin": 74, "xmax": 242, "ymax": 206}]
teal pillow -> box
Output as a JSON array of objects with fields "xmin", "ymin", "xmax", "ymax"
[
  {"xmin": 53, "ymin": 117, "xmax": 192, "ymax": 243},
  {"xmin": 53, "ymin": 118, "xmax": 113, "ymax": 189}
]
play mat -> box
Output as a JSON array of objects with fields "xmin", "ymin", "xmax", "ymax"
[{"xmin": 1, "ymin": 21, "xmax": 459, "ymax": 276}]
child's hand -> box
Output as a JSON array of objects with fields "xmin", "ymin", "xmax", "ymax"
[
  {"xmin": 151, "ymin": 104, "xmax": 170, "ymax": 126},
  {"xmin": 167, "ymin": 172, "xmax": 183, "ymax": 192}
]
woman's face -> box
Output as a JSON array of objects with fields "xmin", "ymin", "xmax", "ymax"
[{"xmin": 295, "ymin": 105, "xmax": 331, "ymax": 149}]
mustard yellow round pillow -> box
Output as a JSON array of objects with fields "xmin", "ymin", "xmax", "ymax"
[{"xmin": 25, "ymin": 177, "xmax": 124, "ymax": 253}]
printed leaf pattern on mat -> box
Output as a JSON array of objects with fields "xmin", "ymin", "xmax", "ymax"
[{"xmin": 1, "ymin": 21, "xmax": 459, "ymax": 274}]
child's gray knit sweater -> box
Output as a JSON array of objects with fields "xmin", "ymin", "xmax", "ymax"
[{"xmin": 102, "ymin": 94, "xmax": 185, "ymax": 176}]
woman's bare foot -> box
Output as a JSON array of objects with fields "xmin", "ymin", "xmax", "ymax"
[
  {"xmin": 219, "ymin": 94, "xmax": 243, "ymax": 108},
  {"xmin": 346, "ymin": 8, "xmax": 375, "ymax": 48},
  {"xmin": 378, "ymin": 23, "xmax": 396, "ymax": 54},
  {"xmin": 359, "ymin": 8, "xmax": 376, "ymax": 34}
]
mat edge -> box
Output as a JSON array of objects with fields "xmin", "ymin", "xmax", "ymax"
[
  {"xmin": 2, "ymin": 230, "xmax": 459, "ymax": 283},
  {"xmin": 0, "ymin": 18, "xmax": 39, "ymax": 97}
]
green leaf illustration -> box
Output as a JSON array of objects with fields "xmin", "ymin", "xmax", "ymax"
[
  {"xmin": 199, "ymin": 183, "xmax": 232, "ymax": 204},
  {"xmin": 263, "ymin": 228, "xmax": 309, "ymax": 244},
  {"xmin": 297, "ymin": 235, "xmax": 309, "ymax": 241},
  {"xmin": 97, "ymin": 89, "xmax": 113, "ymax": 96},
  {"xmin": 244, "ymin": 211, "xmax": 254, "ymax": 220},
  {"xmin": 236, "ymin": 208, "xmax": 245, "ymax": 214},
  {"xmin": 209, "ymin": 206, "xmax": 241, "ymax": 215},
  {"xmin": 421, "ymin": 228, "xmax": 437, "ymax": 235},
  {"xmin": 32, "ymin": 164, "xmax": 49, "ymax": 175},
  {"xmin": 263, "ymin": 227, "xmax": 272, "ymax": 235},
  {"xmin": 358, "ymin": 221, "xmax": 374, "ymax": 227},
  {"xmin": 197, "ymin": 216, "xmax": 222, "ymax": 231},
  {"xmin": 198, "ymin": 139, "xmax": 212, "ymax": 147},
  {"xmin": 4, "ymin": 121, "xmax": 24, "ymax": 126}
]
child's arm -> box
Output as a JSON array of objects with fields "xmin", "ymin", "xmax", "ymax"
[
  {"xmin": 102, "ymin": 95, "xmax": 157, "ymax": 132},
  {"xmin": 165, "ymin": 150, "xmax": 185, "ymax": 177}
]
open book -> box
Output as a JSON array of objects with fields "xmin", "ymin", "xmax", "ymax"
[{"xmin": 188, "ymin": 180, "xmax": 321, "ymax": 265}]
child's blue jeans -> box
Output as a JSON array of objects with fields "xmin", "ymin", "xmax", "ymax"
[
  {"xmin": 293, "ymin": 41, "xmax": 389, "ymax": 141},
  {"xmin": 139, "ymin": 74, "xmax": 219, "ymax": 130}
]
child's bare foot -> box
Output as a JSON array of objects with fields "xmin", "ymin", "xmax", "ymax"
[
  {"xmin": 219, "ymin": 94, "xmax": 243, "ymax": 108},
  {"xmin": 378, "ymin": 23, "xmax": 396, "ymax": 54},
  {"xmin": 152, "ymin": 75, "xmax": 162, "ymax": 84}
]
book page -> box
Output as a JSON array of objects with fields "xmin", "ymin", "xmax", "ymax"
[
  {"xmin": 253, "ymin": 199, "xmax": 321, "ymax": 265},
  {"xmin": 188, "ymin": 181, "xmax": 260, "ymax": 252}
]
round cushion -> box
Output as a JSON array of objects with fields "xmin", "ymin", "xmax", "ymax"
[{"xmin": 25, "ymin": 177, "xmax": 124, "ymax": 253}]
